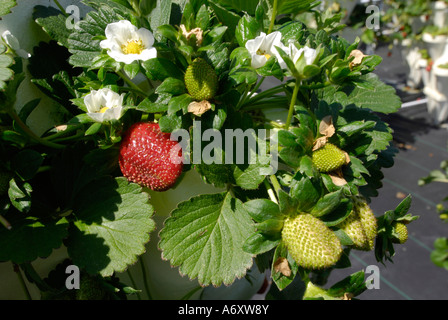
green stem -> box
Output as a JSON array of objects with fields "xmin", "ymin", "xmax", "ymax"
[
  {"xmin": 180, "ymin": 286, "xmax": 203, "ymax": 300},
  {"xmin": 51, "ymin": 131, "xmax": 85, "ymax": 143},
  {"xmin": 126, "ymin": 269, "xmax": 142, "ymax": 300},
  {"xmin": 264, "ymin": 179, "xmax": 278, "ymax": 204},
  {"xmin": 53, "ymin": 0, "xmax": 68, "ymax": 17},
  {"xmin": 284, "ymin": 79, "xmax": 301, "ymax": 130},
  {"xmin": 8, "ymin": 111, "xmax": 65, "ymax": 149},
  {"xmin": 267, "ymin": 0, "xmax": 278, "ymax": 34},
  {"xmin": 139, "ymin": 257, "xmax": 152, "ymax": 300},
  {"xmin": 269, "ymin": 174, "xmax": 282, "ymax": 196},
  {"xmin": 117, "ymin": 70, "xmax": 148, "ymax": 98},
  {"xmin": 0, "ymin": 215, "xmax": 11, "ymax": 230},
  {"xmin": 236, "ymin": 86, "xmax": 251, "ymax": 111},
  {"xmin": 248, "ymin": 76, "xmax": 266, "ymax": 100},
  {"xmin": 13, "ymin": 264, "xmax": 32, "ymax": 300},
  {"xmin": 43, "ymin": 124, "xmax": 82, "ymax": 141},
  {"xmin": 20, "ymin": 262, "xmax": 54, "ymax": 293}
]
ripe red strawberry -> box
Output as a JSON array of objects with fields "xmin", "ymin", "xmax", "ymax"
[{"xmin": 119, "ymin": 122, "xmax": 183, "ymax": 192}]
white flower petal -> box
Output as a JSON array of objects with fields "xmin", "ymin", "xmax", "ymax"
[
  {"xmin": 137, "ymin": 28, "xmax": 155, "ymax": 48},
  {"xmin": 245, "ymin": 37, "xmax": 262, "ymax": 54},
  {"xmin": 83, "ymin": 88, "xmax": 125, "ymax": 122},
  {"xmin": 101, "ymin": 20, "xmax": 157, "ymax": 64},
  {"xmin": 251, "ymin": 54, "xmax": 268, "ymax": 69},
  {"xmin": 105, "ymin": 20, "xmax": 135, "ymax": 45},
  {"xmin": 87, "ymin": 112, "xmax": 106, "ymax": 123},
  {"xmin": 303, "ymin": 46, "xmax": 317, "ymax": 65},
  {"xmin": 138, "ymin": 48, "xmax": 158, "ymax": 61},
  {"xmin": 1, "ymin": 30, "xmax": 31, "ymax": 59},
  {"xmin": 2, "ymin": 30, "xmax": 20, "ymax": 50}
]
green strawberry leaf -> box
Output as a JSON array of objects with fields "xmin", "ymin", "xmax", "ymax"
[
  {"xmin": 142, "ymin": 58, "xmax": 184, "ymax": 81},
  {"xmin": 431, "ymin": 238, "xmax": 448, "ymax": 270},
  {"xmin": 66, "ymin": 177, "xmax": 155, "ymax": 277},
  {"xmin": 319, "ymin": 73, "xmax": 401, "ymax": 114},
  {"xmin": 8, "ymin": 178, "xmax": 32, "ymax": 213},
  {"xmin": 271, "ymin": 242, "xmax": 299, "ymax": 291},
  {"xmin": 67, "ymin": 5, "xmax": 129, "ymax": 68},
  {"xmin": 243, "ymin": 231, "xmax": 281, "ymax": 255},
  {"xmin": 159, "ymin": 192, "xmax": 255, "ymax": 286},
  {"xmin": 243, "ymin": 198, "xmax": 282, "ymax": 222},
  {"xmin": 0, "ymin": 0, "xmax": 16, "ymax": 16},
  {"xmin": 33, "ymin": 6, "xmax": 72, "ymax": 48},
  {"xmin": 235, "ymin": 14, "xmax": 260, "ymax": 47},
  {"xmin": 327, "ymin": 270, "xmax": 367, "ymax": 298},
  {"xmin": 216, "ymin": 0, "xmax": 260, "ymax": 15},
  {"xmin": 0, "ymin": 216, "xmax": 69, "ymax": 264},
  {"xmin": 274, "ymin": 0, "xmax": 319, "ymax": 15}
]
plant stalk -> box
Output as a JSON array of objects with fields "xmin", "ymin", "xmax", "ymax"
[
  {"xmin": 7, "ymin": 110, "xmax": 65, "ymax": 149},
  {"xmin": 53, "ymin": 0, "xmax": 69, "ymax": 17},
  {"xmin": 264, "ymin": 179, "xmax": 278, "ymax": 204},
  {"xmin": 117, "ymin": 70, "xmax": 149, "ymax": 98},
  {"xmin": 267, "ymin": 0, "xmax": 278, "ymax": 34},
  {"xmin": 284, "ymin": 79, "xmax": 301, "ymax": 130},
  {"xmin": 126, "ymin": 269, "xmax": 142, "ymax": 300},
  {"xmin": 139, "ymin": 256, "xmax": 152, "ymax": 300},
  {"xmin": 13, "ymin": 263, "xmax": 32, "ymax": 300}
]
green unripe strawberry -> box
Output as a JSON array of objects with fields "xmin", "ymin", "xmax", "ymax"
[
  {"xmin": 337, "ymin": 198, "xmax": 377, "ymax": 251},
  {"xmin": 185, "ymin": 57, "xmax": 218, "ymax": 101},
  {"xmin": 312, "ymin": 143, "xmax": 347, "ymax": 173},
  {"xmin": 354, "ymin": 197, "xmax": 377, "ymax": 246},
  {"xmin": 282, "ymin": 213, "xmax": 343, "ymax": 270},
  {"xmin": 338, "ymin": 210, "xmax": 371, "ymax": 250},
  {"xmin": 76, "ymin": 275, "xmax": 109, "ymax": 300},
  {"xmin": 392, "ymin": 222, "xmax": 408, "ymax": 244}
]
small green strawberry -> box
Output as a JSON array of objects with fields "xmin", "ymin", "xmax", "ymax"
[
  {"xmin": 354, "ymin": 197, "xmax": 377, "ymax": 245},
  {"xmin": 312, "ymin": 143, "xmax": 347, "ymax": 173},
  {"xmin": 391, "ymin": 222, "xmax": 408, "ymax": 244},
  {"xmin": 337, "ymin": 198, "xmax": 377, "ymax": 251},
  {"xmin": 282, "ymin": 213, "xmax": 342, "ymax": 270},
  {"xmin": 184, "ymin": 57, "xmax": 218, "ymax": 101},
  {"xmin": 76, "ymin": 275, "xmax": 109, "ymax": 300},
  {"xmin": 338, "ymin": 210, "xmax": 371, "ymax": 250}
]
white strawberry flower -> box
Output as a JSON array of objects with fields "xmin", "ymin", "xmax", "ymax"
[
  {"xmin": 288, "ymin": 43, "xmax": 318, "ymax": 66},
  {"xmin": 84, "ymin": 88, "xmax": 125, "ymax": 123},
  {"xmin": 100, "ymin": 20, "xmax": 157, "ymax": 64},
  {"xmin": 245, "ymin": 31, "xmax": 288, "ymax": 69},
  {"xmin": 1, "ymin": 30, "xmax": 31, "ymax": 59}
]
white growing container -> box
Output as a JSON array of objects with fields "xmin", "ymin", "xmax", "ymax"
[
  {"xmin": 432, "ymin": 0, "xmax": 448, "ymax": 28},
  {"xmin": 423, "ymin": 32, "xmax": 447, "ymax": 62}
]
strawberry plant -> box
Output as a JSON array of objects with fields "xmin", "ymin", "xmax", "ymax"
[{"xmin": 0, "ymin": 0, "xmax": 418, "ymax": 300}]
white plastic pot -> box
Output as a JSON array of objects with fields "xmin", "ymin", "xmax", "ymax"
[
  {"xmin": 424, "ymin": 86, "xmax": 448, "ymax": 125},
  {"xmin": 423, "ymin": 32, "xmax": 447, "ymax": 62},
  {"xmin": 434, "ymin": 64, "xmax": 448, "ymax": 97},
  {"xmin": 419, "ymin": 59, "xmax": 431, "ymax": 88},
  {"xmin": 432, "ymin": 1, "xmax": 448, "ymax": 29}
]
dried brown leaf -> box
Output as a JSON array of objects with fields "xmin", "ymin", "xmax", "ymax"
[
  {"xmin": 349, "ymin": 49, "xmax": 368, "ymax": 69},
  {"xmin": 273, "ymin": 257, "xmax": 291, "ymax": 277},
  {"xmin": 180, "ymin": 24, "xmax": 203, "ymax": 46},
  {"xmin": 319, "ymin": 115, "xmax": 335, "ymax": 138},
  {"xmin": 188, "ymin": 100, "xmax": 212, "ymax": 116},
  {"xmin": 329, "ymin": 169, "xmax": 347, "ymax": 186}
]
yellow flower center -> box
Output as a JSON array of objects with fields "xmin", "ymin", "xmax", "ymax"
[
  {"xmin": 99, "ymin": 106, "xmax": 109, "ymax": 113},
  {"xmin": 257, "ymin": 49, "xmax": 271, "ymax": 60},
  {"xmin": 122, "ymin": 39, "xmax": 144, "ymax": 55}
]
